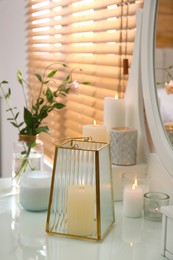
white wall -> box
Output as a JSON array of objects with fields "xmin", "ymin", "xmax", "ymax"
[{"xmin": 0, "ymin": 0, "xmax": 26, "ymax": 177}]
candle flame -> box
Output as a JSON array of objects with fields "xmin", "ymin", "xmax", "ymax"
[
  {"xmin": 134, "ymin": 178, "xmax": 138, "ymax": 187},
  {"xmin": 93, "ymin": 120, "xmax": 96, "ymax": 126},
  {"xmin": 130, "ymin": 242, "xmax": 133, "ymax": 247},
  {"xmin": 132, "ymin": 178, "xmax": 137, "ymax": 190},
  {"xmin": 115, "ymin": 93, "xmax": 118, "ymax": 99}
]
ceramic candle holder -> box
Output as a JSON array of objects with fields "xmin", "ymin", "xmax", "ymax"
[{"xmin": 110, "ymin": 127, "xmax": 137, "ymax": 166}]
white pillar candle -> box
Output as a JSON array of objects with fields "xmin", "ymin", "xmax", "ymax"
[
  {"xmin": 104, "ymin": 97, "xmax": 125, "ymax": 142},
  {"xmin": 123, "ymin": 180, "xmax": 143, "ymax": 218},
  {"xmin": 82, "ymin": 121, "xmax": 106, "ymax": 142},
  {"xmin": 67, "ymin": 185, "xmax": 95, "ymax": 236}
]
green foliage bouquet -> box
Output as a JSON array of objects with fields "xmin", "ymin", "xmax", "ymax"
[{"xmin": 0, "ymin": 63, "xmax": 89, "ymax": 184}]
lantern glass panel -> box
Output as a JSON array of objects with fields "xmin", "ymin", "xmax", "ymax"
[{"xmin": 46, "ymin": 139, "xmax": 115, "ymax": 240}]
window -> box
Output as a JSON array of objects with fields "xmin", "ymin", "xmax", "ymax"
[{"xmin": 26, "ymin": 0, "xmax": 143, "ymax": 161}]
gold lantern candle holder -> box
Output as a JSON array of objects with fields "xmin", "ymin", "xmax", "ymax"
[{"xmin": 46, "ymin": 138, "xmax": 115, "ymax": 241}]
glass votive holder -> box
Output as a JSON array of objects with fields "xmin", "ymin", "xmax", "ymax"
[{"xmin": 144, "ymin": 192, "xmax": 170, "ymax": 221}]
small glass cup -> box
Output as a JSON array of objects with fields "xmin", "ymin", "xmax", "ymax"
[{"xmin": 144, "ymin": 192, "xmax": 170, "ymax": 221}]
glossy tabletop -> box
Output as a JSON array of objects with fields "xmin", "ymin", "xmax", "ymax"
[{"xmin": 0, "ymin": 178, "xmax": 166, "ymax": 260}]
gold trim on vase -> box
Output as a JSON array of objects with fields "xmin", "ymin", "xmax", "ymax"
[{"xmin": 19, "ymin": 134, "xmax": 38, "ymax": 143}]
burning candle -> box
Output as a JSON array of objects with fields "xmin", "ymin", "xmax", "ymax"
[
  {"xmin": 67, "ymin": 184, "xmax": 95, "ymax": 236},
  {"xmin": 123, "ymin": 179, "xmax": 143, "ymax": 218},
  {"xmin": 82, "ymin": 120, "xmax": 106, "ymax": 142}
]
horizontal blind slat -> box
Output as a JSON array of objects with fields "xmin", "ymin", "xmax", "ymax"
[{"xmin": 26, "ymin": 0, "xmax": 143, "ymax": 161}]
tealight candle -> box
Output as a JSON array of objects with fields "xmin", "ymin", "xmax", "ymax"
[
  {"xmin": 123, "ymin": 179, "xmax": 143, "ymax": 218},
  {"xmin": 82, "ymin": 120, "xmax": 106, "ymax": 142},
  {"xmin": 67, "ymin": 184, "xmax": 95, "ymax": 236},
  {"xmin": 144, "ymin": 192, "xmax": 170, "ymax": 221}
]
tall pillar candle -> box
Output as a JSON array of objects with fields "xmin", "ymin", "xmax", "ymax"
[{"xmin": 104, "ymin": 97, "xmax": 125, "ymax": 142}]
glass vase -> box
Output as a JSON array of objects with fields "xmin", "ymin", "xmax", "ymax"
[{"xmin": 12, "ymin": 135, "xmax": 44, "ymax": 190}]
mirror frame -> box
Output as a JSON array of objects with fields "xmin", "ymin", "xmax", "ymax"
[{"xmin": 141, "ymin": 0, "xmax": 173, "ymax": 176}]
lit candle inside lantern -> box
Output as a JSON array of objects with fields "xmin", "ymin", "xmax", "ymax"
[
  {"xmin": 123, "ymin": 178, "xmax": 143, "ymax": 218},
  {"xmin": 82, "ymin": 120, "xmax": 106, "ymax": 142},
  {"xmin": 67, "ymin": 184, "xmax": 95, "ymax": 236},
  {"xmin": 104, "ymin": 96, "xmax": 125, "ymax": 142}
]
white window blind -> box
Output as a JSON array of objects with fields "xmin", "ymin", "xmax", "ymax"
[{"xmin": 26, "ymin": 0, "xmax": 143, "ymax": 161}]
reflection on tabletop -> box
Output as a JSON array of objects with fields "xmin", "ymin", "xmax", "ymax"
[{"xmin": 0, "ymin": 179, "xmax": 165, "ymax": 260}]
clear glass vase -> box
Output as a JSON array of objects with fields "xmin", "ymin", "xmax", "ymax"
[{"xmin": 12, "ymin": 135, "xmax": 44, "ymax": 190}]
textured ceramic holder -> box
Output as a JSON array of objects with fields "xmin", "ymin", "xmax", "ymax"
[{"xmin": 110, "ymin": 127, "xmax": 137, "ymax": 166}]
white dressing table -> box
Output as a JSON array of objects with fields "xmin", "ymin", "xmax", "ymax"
[{"xmin": 0, "ymin": 178, "xmax": 166, "ymax": 260}]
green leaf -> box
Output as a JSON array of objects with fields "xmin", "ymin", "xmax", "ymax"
[
  {"xmin": 24, "ymin": 107, "xmax": 33, "ymax": 127},
  {"xmin": 53, "ymin": 91, "xmax": 58, "ymax": 97},
  {"xmin": 36, "ymin": 126, "xmax": 51, "ymax": 134},
  {"xmin": 39, "ymin": 105, "xmax": 49, "ymax": 120},
  {"xmin": 53, "ymin": 103, "xmax": 65, "ymax": 109},
  {"xmin": 4, "ymin": 88, "xmax": 11, "ymax": 99},
  {"xmin": 38, "ymin": 98, "xmax": 44, "ymax": 105},
  {"xmin": 10, "ymin": 122, "xmax": 20, "ymax": 128},
  {"xmin": 32, "ymin": 105, "xmax": 37, "ymax": 111},
  {"xmin": 1, "ymin": 80, "xmax": 8, "ymax": 84},
  {"xmin": 46, "ymin": 87, "xmax": 54, "ymax": 103},
  {"xmin": 15, "ymin": 112, "xmax": 19, "ymax": 120},
  {"xmin": 6, "ymin": 108, "xmax": 13, "ymax": 112},
  {"xmin": 81, "ymin": 81, "xmax": 90, "ymax": 85},
  {"xmin": 47, "ymin": 70, "xmax": 57, "ymax": 78},
  {"xmin": 43, "ymin": 80, "xmax": 50, "ymax": 84},
  {"xmin": 18, "ymin": 122, "xmax": 24, "ymax": 128},
  {"xmin": 65, "ymin": 74, "xmax": 70, "ymax": 82},
  {"xmin": 35, "ymin": 73, "xmax": 43, "ymax": 83},
  {"xmin": 17, "ymin": 70, "xmax": 23, "ymax": 85}
]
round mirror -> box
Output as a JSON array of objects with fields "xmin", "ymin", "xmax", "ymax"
[
  {"xmin": 141, "ymin": 0, "xmax": 173, "ymax": 177},
  {"xmin": 155, "ymin": 0, "xmax": 173, "ymax": 147}
]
